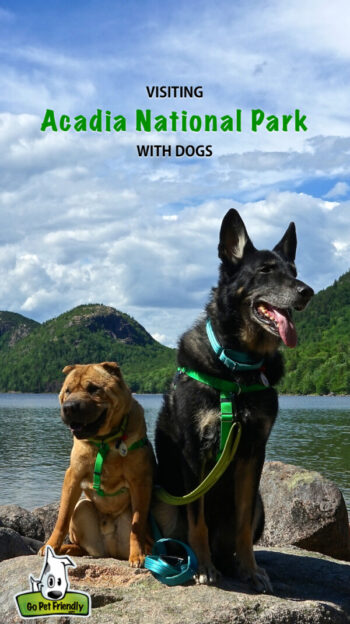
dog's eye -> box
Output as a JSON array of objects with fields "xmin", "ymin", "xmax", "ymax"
[
  {"xmin": 47, "ymin": 575, "xmax": 55, "ymax": 588},
  {"xmin": 260, "ymin": 264, "xmax": 274, "ymax": 273},
  {"xmin": 87, "ymin": 383, "xmax": 99, "ymax": 394},
  {"xmin": 65, "ymin": 388, "xmax": 70, "ymax": 395},
  {"xmin": 58, "ymin": 578, "xmax": 62, "ymax": 586}
]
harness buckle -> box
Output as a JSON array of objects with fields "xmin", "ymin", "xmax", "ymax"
[
  {"xmin": 220, "ymin": 350, "xmax": 237, "ymax": 370},
  {"xmin": 220, "ymin": 395, "xmax": 233, "ymax": 416}
]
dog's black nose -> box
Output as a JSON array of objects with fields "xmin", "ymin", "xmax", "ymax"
[
  {"xmin": 48, "ymin": 591, "xmax": 63, "ymax": 599},
  {"xmin": 296, "ymin": 281, "xmax": 314, "ymax": 301},
  {"xmin": 63, "ymin": 400, "xmax": 80, "ymax": 414},
  {"xmin": 294, "ymin": 281, "xmax": 314, "ymax": 311},
  {"xmin": 62, "ymin": 400, "xmax": 83, "ymax": 421}
]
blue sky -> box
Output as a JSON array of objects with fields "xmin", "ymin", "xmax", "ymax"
[{"xmin": 0, "ymin": 0, "xmax": 350, "ymax": 345}]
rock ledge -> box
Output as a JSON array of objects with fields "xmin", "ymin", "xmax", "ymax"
[{"xmin": 0, "ymin": 546, "xmax": 349, "ymax": 624}]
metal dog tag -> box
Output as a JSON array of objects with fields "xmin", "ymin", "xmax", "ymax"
[
  {"xmin": 118, "ymin": 441, "xmax": 128, "ymax": 457},
  {"xmin": 260, "ymin": 372, "xmax": 269, "ymax": 387}
]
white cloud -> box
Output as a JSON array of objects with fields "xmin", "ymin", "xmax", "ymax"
[
  {"xmin": 270, "ymin": 1, "xmax": 350, "ymax": 59},
  {"xmin": 162, "ymin": 215, "xmax": 178, "ymax": 221},
  {"xmin": 151, "ymin": 332, "xmax": 167, "ymax": 344},
  {"xmin": 0, "ymin": 2, "xmax": 349, "ymax": 346},
  {"xmin": 0, "ymin": 178, "xmax": 348, "ymax": 344},
  {"xmin": 324, "ymin": 181, "xmax": 350, "ymax": 199},
  {"xmin": 0, "ymin": 107, "xmax": 349, "ymax": 347}
]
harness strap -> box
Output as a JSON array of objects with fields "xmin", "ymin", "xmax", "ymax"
[
  {"xmin": 178, "ymin": 366, "xmax": 267, "ymax": 457},
  {"xmin": 177, "ymin": 366, "xmax": 268, "ymax": 395},
  {"xmin": 155, "ymin": 367, "xmax": 267, "ymax": 505},
  {"xmin": 90, "ymin": 433, "xmax": 149, "ymax": 498},
  {"xmin": 128, "ymin": 437, "xmax": 149, "ymax": 452},
  {"xmin": 220, "ymin": 392, "xmax": 235, "ymax": 457}
]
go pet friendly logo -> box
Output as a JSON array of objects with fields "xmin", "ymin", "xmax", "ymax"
[{"xmin": 15, "ymin": 546, "xmax": 91, "ymax": 618}]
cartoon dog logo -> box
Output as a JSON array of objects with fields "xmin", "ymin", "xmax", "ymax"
[
  {"xmin": 15, "ymin": 545, "xmax": 91, "ymax": 619},
  {"xmin": 29, "ymin": 545, "xmax": 76, "ymax": 601}
]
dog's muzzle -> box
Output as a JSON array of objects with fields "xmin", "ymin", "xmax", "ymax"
[
  {"xmin": 294, "ymin": 280, "xmax": 314, "ymax": 310},
  {"xmin": 61, "ymin": 399, "xmax": 108, "ymax": 438},
  {"xmin": 253, "ymin": 279, "xmax": 314, "ymax": 348}
]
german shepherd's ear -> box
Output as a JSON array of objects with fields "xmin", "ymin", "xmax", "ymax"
[
  {"xmin": 218, "ymin": 209, "xmax": 255, "ymax": 263},
  {"xmin": 273, "ymin": 222, "xmax": 297, "ymax": 262}
]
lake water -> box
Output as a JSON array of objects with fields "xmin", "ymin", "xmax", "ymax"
[{"xmin": 0, "ymin": 394, "xmax": 349, "ymax": 515}]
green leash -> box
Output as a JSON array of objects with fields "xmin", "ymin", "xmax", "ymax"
[
  {"xmin": 155, "ymin": 419, "xmax": 242, "ymax": 506},
  {"xmin": 155, "ymin": 366, "xmax": 268, "ymax": 506},
  {"xmin": 88, "ymin": 415, "xmax": 148, "ymax": 497}
]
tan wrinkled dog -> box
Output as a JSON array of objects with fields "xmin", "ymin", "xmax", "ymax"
[{"xmin": 39, "ymin": 362, "xmax": 153, "ymax": 567}]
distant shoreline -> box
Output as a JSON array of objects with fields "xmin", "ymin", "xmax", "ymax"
[{"xmin": 1, "ymin": 391, "xmax": 350, "ymax": 398}]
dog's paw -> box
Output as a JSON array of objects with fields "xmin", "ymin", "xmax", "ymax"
[
  {"xmin": 59, "ymin": 543, "xmax": 87, "ymax": 556},
  {"xmin": 38, "ymin": 543, "xmax": 61, "ymax": 557},
  {"xmin": 38, "ymin": 545, "xmax": 46, "ymax": 556},
  {"xmin": 238, "ymin": 565, "xmax": 273, "ymax": 594},
  {"xmin": 196, "ymin": 563, "xmax": 219, "ymax": 585},
  {"xmin": 129, "ymin": 552, "xmax": 145, "ymax": 568},
  {"xmin": 251, "ymin": 566, "xmax": 273, "ymax": 593}
]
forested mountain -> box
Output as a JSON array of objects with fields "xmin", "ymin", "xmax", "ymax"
[
  {"xmin": 0, "ymin": 270, "xmax": 349, "ymax": 395},
  {"xmin": 0, "ymin": 311, "xmax": 39, "ymax": 348},
  {"xmin": 0, "ymin": 304, "xmax": 176, "ymax": 393},
  {"xmin": 279, "ymin": 271, "xmax": 350, "ymax": 394}
]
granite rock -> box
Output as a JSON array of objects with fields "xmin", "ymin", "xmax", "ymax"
[
  {"xmin": 32, "ymin": 501, "xmax": 60, "ymax": 542},
  {"xmin": 0, "ymin": 547, "xmax": 349, "ymax": 624},
  {"xmin": 0, "ymin": 504, "xmax": 44, "ymax": 542},
  {"xmin": 259, "ymin": 461, "xmax": 350, "ymax": 561},
  {"xmin": 0, "ymin": 528, "xmax": 33, "ymax": 562}
]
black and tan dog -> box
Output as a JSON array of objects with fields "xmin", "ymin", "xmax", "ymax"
[
  {"xmin": 155, "ymin": 209, "xmax": 313, "ymax": 591},
  {"xmin": 39, "ymin": 361, "xmax": 153, "ymax": 567}
]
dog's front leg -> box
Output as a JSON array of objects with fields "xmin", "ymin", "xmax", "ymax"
[
  {"xmin": 187, "ymin": 497, "xmax": 218, "ymax": 584},
  {"xmin": 234, "ymin": 457, "xmax": 272, "ymax": 593},
  {"xmin": 128, "ymin": 475, "xmax": 152, "ymax": 567},
  {"xmin": 39, "ymin": 466, "xmax": 82, "ymax": 556}
]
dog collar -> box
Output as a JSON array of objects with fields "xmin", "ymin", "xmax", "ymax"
[
  {"xmin": 88, "ymin": 413, "xmax": 129, "ymax": 445},
  {"xmin": 206, "ymin": 319, "xmax": 264, "ymax": 371}
]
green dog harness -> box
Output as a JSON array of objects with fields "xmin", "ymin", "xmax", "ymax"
[
  {"xmin": 178, "ymin": 366, "xmax": 268, "ymax": 456},
  {"xmin": 88, "ymin": 414, "xmax": 148, "ymax": 497},
  {"xmin": 155, "ymin": 366, "xmax": 268, "ymax": 505}
]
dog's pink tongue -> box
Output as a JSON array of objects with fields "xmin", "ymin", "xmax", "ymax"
[{"xmin": 270, "ymin": 306, "xmax": 297, "ymax": 348}]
